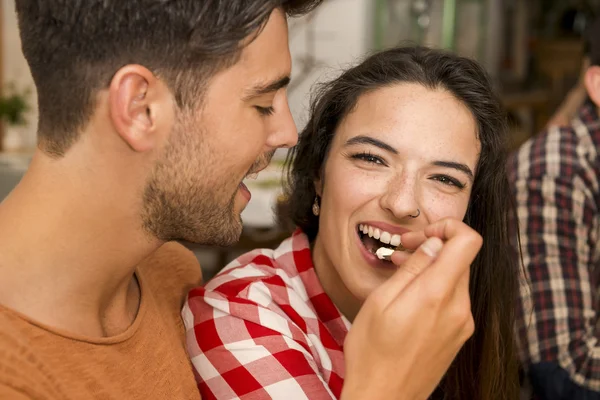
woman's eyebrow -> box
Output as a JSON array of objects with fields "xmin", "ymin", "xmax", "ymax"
[
  {"xmin": 432, "ymin": 161, "xmax": 474, "ymax": 181},
  {"xmin": 345, "ymin": 135, "xmax": 474, "ymax": 181},
  {"xmin": 344, "ymin": 135, "xmax": 398, "ymax": 154}
]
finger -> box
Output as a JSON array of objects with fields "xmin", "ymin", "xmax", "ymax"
[
  {"xmin": 391, "ymin": 237, "xmax": 443, "ymax": 274},
  {"xmin": 387, "ymin": 249, "xmax": 412, "ymax": 265},
  {"xmin": 373, "ymin": 237, "xmax": 444, "ymax": 305},
  {"xmin": 454, "ymin": 254, "xmax": 472, "ymax": 294},
  {"xmin": 424, "ymin": 225, "xmax": 482, "ymax": 287},
  {"xmin": 424, "ymin": 218, "xmax": 478, "ymax": 243},
  {"xmin": 398, "ymin": 231, "xmax": 427, "ymax": 250},
  {"xmin": 405, "ymin": 218, "xmax": 471, "ymax": 246}
]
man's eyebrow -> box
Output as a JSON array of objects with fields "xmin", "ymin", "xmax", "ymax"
[
  {"xmin": 432, "ymin": 161, "xmax": 475, "ymax": 181},
  {"xmin": 344, "ymin": 135, "xmax": 398, "ymax": 154},
  {"xmin": 243, "ymin": 75, "xmax": 291, "ymax": 101}
]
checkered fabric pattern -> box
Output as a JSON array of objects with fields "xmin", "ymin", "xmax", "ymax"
[
  {"xmin": 509, "ymin": 102, "xmax": 600, "ymax": 392},
  {"xmin": 183, "ymin": 230, "xmax": 350, "ymax": 400}
]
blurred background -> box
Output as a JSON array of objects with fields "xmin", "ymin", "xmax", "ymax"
[{"xmin": 0, "ymin": 0, "xmax": 596, "ymax": 278}]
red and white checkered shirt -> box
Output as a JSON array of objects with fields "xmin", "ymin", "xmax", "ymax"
[{"xmin": 183, "ymin": 230, "xmax": 350, "ymax": 400}]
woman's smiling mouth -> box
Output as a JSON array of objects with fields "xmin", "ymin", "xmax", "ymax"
[{"xmin": 357, "ymin": 223, "xmax": 402, "ymax": 254}]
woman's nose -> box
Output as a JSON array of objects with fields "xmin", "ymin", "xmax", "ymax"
[{"xmin": 379, "ymin": 174, "xmax": 421, "ymax": 220}]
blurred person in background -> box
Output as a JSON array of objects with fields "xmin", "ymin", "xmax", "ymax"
[{"xmin": 509, "ymin": 13, "xmax": 600, "ymax": 400}]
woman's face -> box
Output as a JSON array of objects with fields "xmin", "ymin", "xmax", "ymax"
[{"xmin": 312, "ymin": 83, "xmax": 480, "ymax": 319}]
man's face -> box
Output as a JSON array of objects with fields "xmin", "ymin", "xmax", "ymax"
[{"xmin": 142, "ymin": 9, "xmax": 296, "ymax": 245}]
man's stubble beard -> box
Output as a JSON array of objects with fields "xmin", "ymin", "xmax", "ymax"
[{"xmin": 140, "ymin": 119, "xmax": 243, "ymax": 246}]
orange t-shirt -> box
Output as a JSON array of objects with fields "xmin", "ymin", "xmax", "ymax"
[{"xmin": 0, "ymin": 242, "xmax": 202, "ymax": 400}]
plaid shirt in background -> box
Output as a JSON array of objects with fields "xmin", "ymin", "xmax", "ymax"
[
  {"xmin": 509, "ymin": 102, "xmax": 600, "ymax": 399},
  {"xmin": 182, "ymin": 230, "xmax": 350, "ymax": 400}
]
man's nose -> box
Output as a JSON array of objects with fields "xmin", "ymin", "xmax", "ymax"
[{"xmin": 266, "ymin": 99, "xmax": 298, "ymax": 149}]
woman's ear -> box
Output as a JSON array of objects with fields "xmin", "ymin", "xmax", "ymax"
[
  {"xmin": 584, "ymin": 65, "xmax": 600, "ymax": 108},
  {"xmin": 314, "ymin": 178, "xmax": 323, "ymax": 197}
]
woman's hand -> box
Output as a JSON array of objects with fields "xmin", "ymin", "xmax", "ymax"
[{"xmin": 341, "ymin": 218, "xmax": 481, "ymax": 400}]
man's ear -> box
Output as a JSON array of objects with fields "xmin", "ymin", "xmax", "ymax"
[
  {"xmin": 584, "ymin": 65, "xmax": 600, "ymax": 108},
  {"xmin": 108, "ymin": 65, "xmax": 174, "ymax": 153}
]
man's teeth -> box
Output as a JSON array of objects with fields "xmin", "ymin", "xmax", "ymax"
[{"xmin": 359, "ymin": 224, "xmax": 401, "ymax": 247}]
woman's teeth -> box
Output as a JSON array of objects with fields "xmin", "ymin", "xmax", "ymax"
[{"xmin": 359, "ymin": 224, "xmax": 401, "ymax": 247}]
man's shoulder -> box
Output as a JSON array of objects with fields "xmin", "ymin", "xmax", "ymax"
[
  {"xmin": 518, "ymin": 125, "xmax": 579, "ymax": 160},
  {"xmin": 0, "ymin": 310, "xmax": 35, "ymax": 369},
  {"xmin": 0, "ymin": 311, "xmax": 59, "ymax": 399},
  {"xmin": 509, "ymin": 120, "xmax": 598, "ymax": 183},
  {"xmin": 138, "ymin": 241, "xmax": 202, "ymax": 308}
]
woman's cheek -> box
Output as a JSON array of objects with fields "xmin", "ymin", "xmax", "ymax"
[
  {"xmin": 335, "ymin": 168, "xmax": 389, "ymax": 202},
  {"xmin": 422, "ymin": 191, "xmax": 470, "ymax": 222}
]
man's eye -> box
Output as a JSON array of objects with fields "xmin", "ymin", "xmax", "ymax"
[{"xmin": 255, "ymin": 106, "xmax": 274, "ymax": 116}]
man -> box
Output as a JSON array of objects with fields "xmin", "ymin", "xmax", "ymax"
[
  {"xmin": 0, "ymin": 1, "xmax": 481, "ymax": 399},
  {"xmin": 509, "ymin": 18, "xmax": 600, "ymax": 400}
]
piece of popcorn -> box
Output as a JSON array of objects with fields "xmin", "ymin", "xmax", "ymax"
[{"xmin": 375, "ymin": 247, "xmax": 394, "ymax": 260}]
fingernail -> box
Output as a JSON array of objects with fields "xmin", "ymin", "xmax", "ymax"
[{"xmin": 421, "ymin": 237, "xmax": 442, "ymax": 257}]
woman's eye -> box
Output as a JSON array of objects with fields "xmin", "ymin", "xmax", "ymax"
[
  {"xmin": 432, "ymin": 175, "xmax": 465, "ymax": 189},
  {"xmin": 352, "ymin": 152, "xmax": 385, "ymax": 165},
  {"xmin": 255, "ymin": 106, "xmax": 274, "ymax": 116}
]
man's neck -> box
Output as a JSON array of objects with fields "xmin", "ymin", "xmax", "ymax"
[{"xmin": 0, "ymin": 151, "xmax": 162, "ymax": 337}]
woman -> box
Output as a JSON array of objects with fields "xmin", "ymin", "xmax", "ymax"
[{"xmin": 185, "ymin": 46, "xmax": 520, "ymax": 399}]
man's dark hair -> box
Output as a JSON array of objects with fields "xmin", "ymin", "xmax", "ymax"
[{"xmin": 15, "ymin": 0, "xmax": 321, "ymax": 156}]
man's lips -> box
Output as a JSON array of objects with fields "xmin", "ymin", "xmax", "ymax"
[
  {"xmin": 238, "ymin": 154, "xmax": 274, "ymax": 202},
  {"xmin": 246, "ymin": 162, "xmax": 270, "ymax": 178},
  {"xmin": 246, "ymin": 150, "xmax": 275, "ymax": 179},
  {"xmin": 238, "ymin": 182, "xmax": 251, "ymax": 201}
]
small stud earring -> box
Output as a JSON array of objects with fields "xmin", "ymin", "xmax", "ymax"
[{"xmin": 312, "ymin": 196, "xmax": 320, "ymax": 216}]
